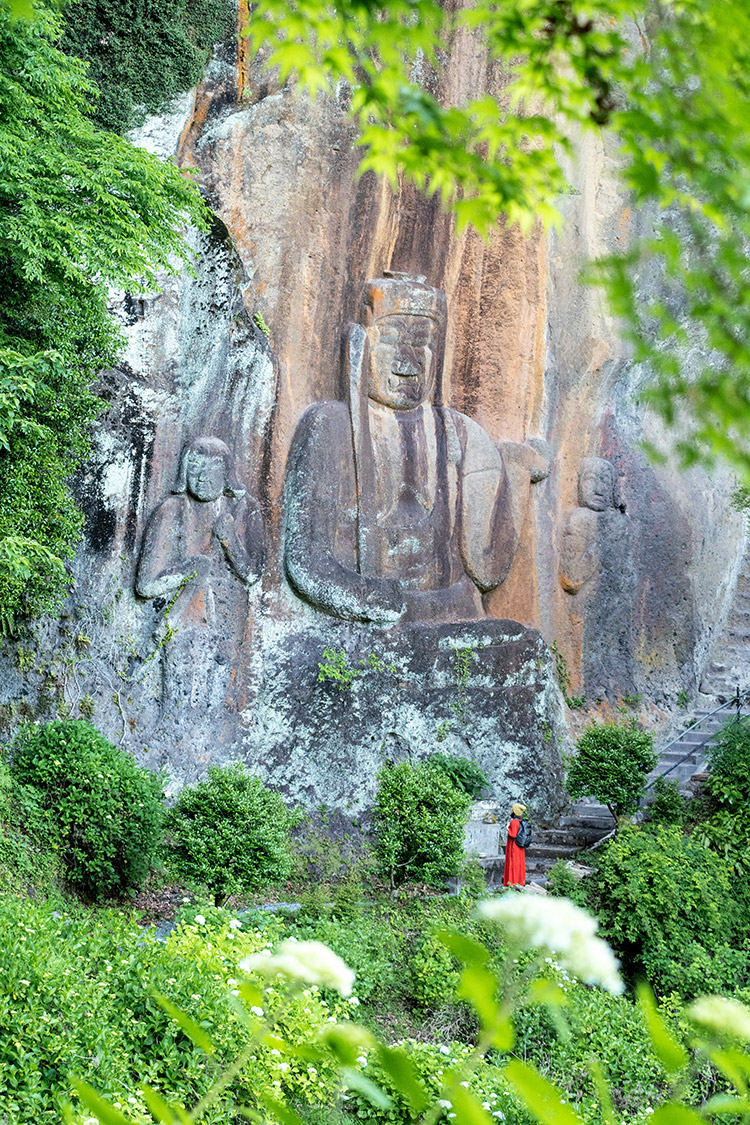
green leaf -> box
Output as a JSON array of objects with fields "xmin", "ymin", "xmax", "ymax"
[
  {"xmin": 587, "ymin": 1059, "xmax": 616, "ymax": 1125},
  {"xmin": 702, "ymin": 1094, "xmax": 750, "ymax": 1115},
  {"xmin": 72, "ymin": 1080, "xmax": 139, "ymax": 1125},
  {"xmin": 141, "ymin": 1084, "xmax": 191, "ymax": 1124},
  {"xmin": 637, "ymin": 984, "xmax": 689, "ymax": 1074},
  {"xmin": 650, "ymin": 1105, "xmax": 707, "ymax": 1124},
  {"xmin": 154, "ymin": 995, "xmax": 216, "ymax": 1056},
  {"xmin": 503, "ymin": 1060, "xmax": 585, "ymax": 1125},
  {"xmin": 445, "ymin": 1084, "xmax": 495, "ymax": 1125},
  {"xmin": 256, "ymin": 1094, "xmax": 305, "ymax": 1125},
  {"xmin": 376, "ymin": 1046, "xmax": 430, "ymax": 1112},
  {"xmin": 341, "ymin": 1067, "xmax": 393, "ymax": 1109},
  {"xmin": 438, "ymin": 930, "xmax": 491, "ymax": 966}
]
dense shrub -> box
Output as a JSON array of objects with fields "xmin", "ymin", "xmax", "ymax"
[
  {"xmin": 546, "ymin": 859, "xmax": 592, "ymax": 909},
  {"xmin": 0, "ymin": 894, "xmax": 354, "ymax": 1124},
  {"xmin": 60, "ymin": 0, "xmax": 234, "ymax": 133},
  {"xmin": 428, "ymin": 752, "xmax": 489, "ymax": 798},
  {"xmin": 10, "ymin": 720, "xmax": 164, "ymax": 900},
  {"xmin": 647, "ymin": 775, "xmax": 686, "ymax": 825},
  {"xmin": 516, "ymin": 964, "xmax": 672, "ymax": 1121},
  {"xmin": 697, "ymin": 717, "xmax": 750, "ymax": 870},
  {"xmin": 166, "ymin": 763, "xmax": 297, "ymax": 904},
  {"xmin": 590, "ymin": 824, "xmax": 750, "ymax": 996},
  {"xmin": 372, "ymin": 760, "xmax": 472, "ymax": 888},
  {"xmin": 0, "ymin": 759, "xmax": 57, "ymax": 892},
  {"xmin": 565, "ymin": 719, "xmax": 657, "ymax": 819},
  {"xmin": 706, "ymin": 716, "xmax": 750, "ymax": 795}
]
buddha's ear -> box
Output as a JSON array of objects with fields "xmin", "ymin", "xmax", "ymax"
[{"xmin": 346, "ymin": 322, "xmax": 368, "ymax": 393}]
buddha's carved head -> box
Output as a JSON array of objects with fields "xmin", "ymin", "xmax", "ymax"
[
  {"xmin": 578, "ymin": 457, "xmax": 618, "ymax": 512},
  {"xmin": 173, "ymin": 436, "xmax": 245, "ymax": 502},
  {"xmin": 360, "ymin": 274, "xmax": 447, "ymax": 410}
]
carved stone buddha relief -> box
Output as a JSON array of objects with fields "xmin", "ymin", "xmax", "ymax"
[{"xmin": 283, "ymin": 272, "xmax": 549, "ymax": 626}]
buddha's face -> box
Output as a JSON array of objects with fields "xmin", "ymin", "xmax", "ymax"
[
  {"xmin": 186, "ymin": 452, "xmax": 225, "ymax": 502},
  {"xmin": 366, "ymin": 315, "xmax": 438, "ymax": 410},
  {"xmin": 579, "ymin": 460, "xmax": 616, "ymax": 511}
]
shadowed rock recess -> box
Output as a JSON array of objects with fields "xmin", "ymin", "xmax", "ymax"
[{"xmin": 0, "ymin": 34, "xmax": 744, "ymax": 820}]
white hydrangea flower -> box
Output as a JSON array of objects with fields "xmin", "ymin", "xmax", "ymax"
[
  {"xmin": 476, "ymin": 895, "xmax": 623, "ymax": 995},
  {"xmin": 229, "ymin": 919, "xmax": 242, "ymax": 929},
  {"xmin": 193, "ymin": 915, "xmax": 206, "ymax": 926},
  {"xmin": 240, "ymin": 940, "xmax": 355, "ymax": 996},
  {"xmin": 250, "ymin": 1005, "xmax": 264, "ymax": 1017},
  {"xmin": 688, "ymin": 996, "xmax": 750, "ymax": 1041}
]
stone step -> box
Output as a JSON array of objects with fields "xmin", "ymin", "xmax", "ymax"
[
  {"xmin": 535, "ymin": 827, "xmax": 607, "ymax": 847},
  {"xmin": 560, "ymin": 815, "xmax": 614, "ymax": 833}
]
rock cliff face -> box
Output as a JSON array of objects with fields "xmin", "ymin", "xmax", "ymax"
[{"xmin": 0, "ymin": 31, "xmax": 743, "ymax": 817}]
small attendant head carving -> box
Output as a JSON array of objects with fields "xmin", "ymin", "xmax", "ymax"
[
  {"xmin": 360, "ymin": 273, "xmax": 447, "ymax": 410},
  {"xmin": 578, "ymin": 457, "xmax": 622, "ymax": 513},
  {"xmin": 173, "ymin": 436, "xmax": 245, "ymax": 503}
]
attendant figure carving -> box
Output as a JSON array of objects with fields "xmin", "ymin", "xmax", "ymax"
[
  {"xmin": 136, "ymin": 436, "xmax": 264, "ymax": 705},
  {"xmin": 560, "ymin": 456, "xmax": 636, "ymax": 700},
  {"xmin": 284, "ymin": 273, "xmax": 549, "ymax": 625}
]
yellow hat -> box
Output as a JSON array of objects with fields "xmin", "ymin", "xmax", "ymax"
[{"xmin": 512, "ymin": 803, "xmax": 526, "ymax": 817}]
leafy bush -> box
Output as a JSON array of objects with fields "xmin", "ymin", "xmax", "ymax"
[
  {"xmin": 166, "ymin": 763, "xmax": 298, "ymax": 905},
  {"xmin": 428, "ymin": 752, "xmax": 489, "ymax": 798},
  {"xmin": 546, "ymin": 860, "xmax": 592, "ymax": 909},
  {"xmin": 9, "ymin": 719, "xmax": 164, "ymax": 900},
  {"xmin": 693, "ymin": 718, "xmax": 750, "ymax": 871},
  {"xmin": 590, "ymin": 824, "xmax": 750, "ymax": 996},
  {"xmin": 0, "ymin": 759, "xmax": 57, "ymax": 892},
  {"xmin": 372, "ymin": 760, "xmax": 471, "ymax": 888},
  {"xmin": 706, "ymin": 716, "xmax": 750, "ymax": 796},
  {"xmin": 60, "ymin": 0, "xmax": 234, "ymax": 134},
  {"xmin": 409, "ymin": 933, "xmax": 460, "ymax": 1010},
  {"xmin": 648, "ymin": 775, "xmax": 686, "ymax": 825},
  {"xmin": 0, "ymin": 894, "xmax": 355, "ymax": 1123},
  {"xmin": 565, "ymin": 720, "xmax": 657, "ymax": 819}
]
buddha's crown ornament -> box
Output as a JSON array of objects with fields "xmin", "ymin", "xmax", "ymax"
[{"xmin": 362, "ymin": 271, "xmax": 447, "ymax": 327}]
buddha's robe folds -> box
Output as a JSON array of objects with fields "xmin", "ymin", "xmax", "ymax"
[{"xmin": 283, "ymin": 398, "xmax": 520, "ymax": 626}]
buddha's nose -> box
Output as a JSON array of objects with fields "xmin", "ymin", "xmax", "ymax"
[{"xmin": 392, "ymin": 349, "xmax": 421, "ymax": 376}]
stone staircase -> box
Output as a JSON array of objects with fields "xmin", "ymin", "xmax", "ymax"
[
  {"xmin": 468, "ymin": 799, "xmax": 613, "ymax": 889},
  {"xmin": 644, "ymin": 708, "xmax": 729, "ymax": 793},
  {"xmin": 469, "ymin": 701, "xmax": 740, "ymax": 889}
]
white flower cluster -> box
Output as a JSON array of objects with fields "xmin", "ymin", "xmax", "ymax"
[
  {"xmin": 476, "ymin": 894, "xmax": 623, "ymax": 994},
  {"xmin": 688, "ymin": 996, "xmax": 750, "ymax": 1041},
  {"xmin": 240, "ymin": 940, "xmax": 355, "ymax": 996}
]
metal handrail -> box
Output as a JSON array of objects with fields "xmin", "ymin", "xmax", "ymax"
[{"xmin": 645, "ymin": 685, "xmax": 750, "ymax": 789}]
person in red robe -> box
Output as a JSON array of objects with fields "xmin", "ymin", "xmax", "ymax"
[{"xmin": 503, "ymin": 802, "xmax": 527, "ymax": 887}]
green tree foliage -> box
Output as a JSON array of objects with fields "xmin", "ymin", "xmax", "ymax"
[
  {"xmin": 166, "ymin": 763, "xmax": 298, "ymax": 905},
  {"xmin": 372, "ymin": 759, "xmax": 471, "ymax": 888},
  {"xmin": 590, "ymin": 824, "xmax": 750, "ymax": 997},
  {"xmin": 565, "ymin": 719, "xmax": 656, "ymax": 820},
  {"xmin": 697, "ymin": 716, "xmax": 750, "ymax": 872},
  {"xmin": 60, "ymin": 0, "xmax": 234, "ymax": 134},
  {"xmin": 246, "ymin": 0, "xmax": 750, "ymax": 477},
  {"xmin": 428, "ymin": 752, "xmax": 488, "ymax": 799},
  {"xmin": 0, "ymin": 3, "xmax": 208, "ymax": 629},
  {"xmin": 9, "ymin": 719, "xmax": 165, "ymax": 900},
  {"xmin": 648, "ymin": 775, "xmax": 686, "ymax": 826}
]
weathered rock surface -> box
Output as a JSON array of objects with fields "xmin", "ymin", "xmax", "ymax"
[{"xmin": 0, "ymin": 29, "xmax": 744, "ymax": 815}]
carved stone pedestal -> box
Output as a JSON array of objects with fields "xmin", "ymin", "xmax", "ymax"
[{"xmin": 237, "ymin": 618, "xmax": 567, "ymax": 818}]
